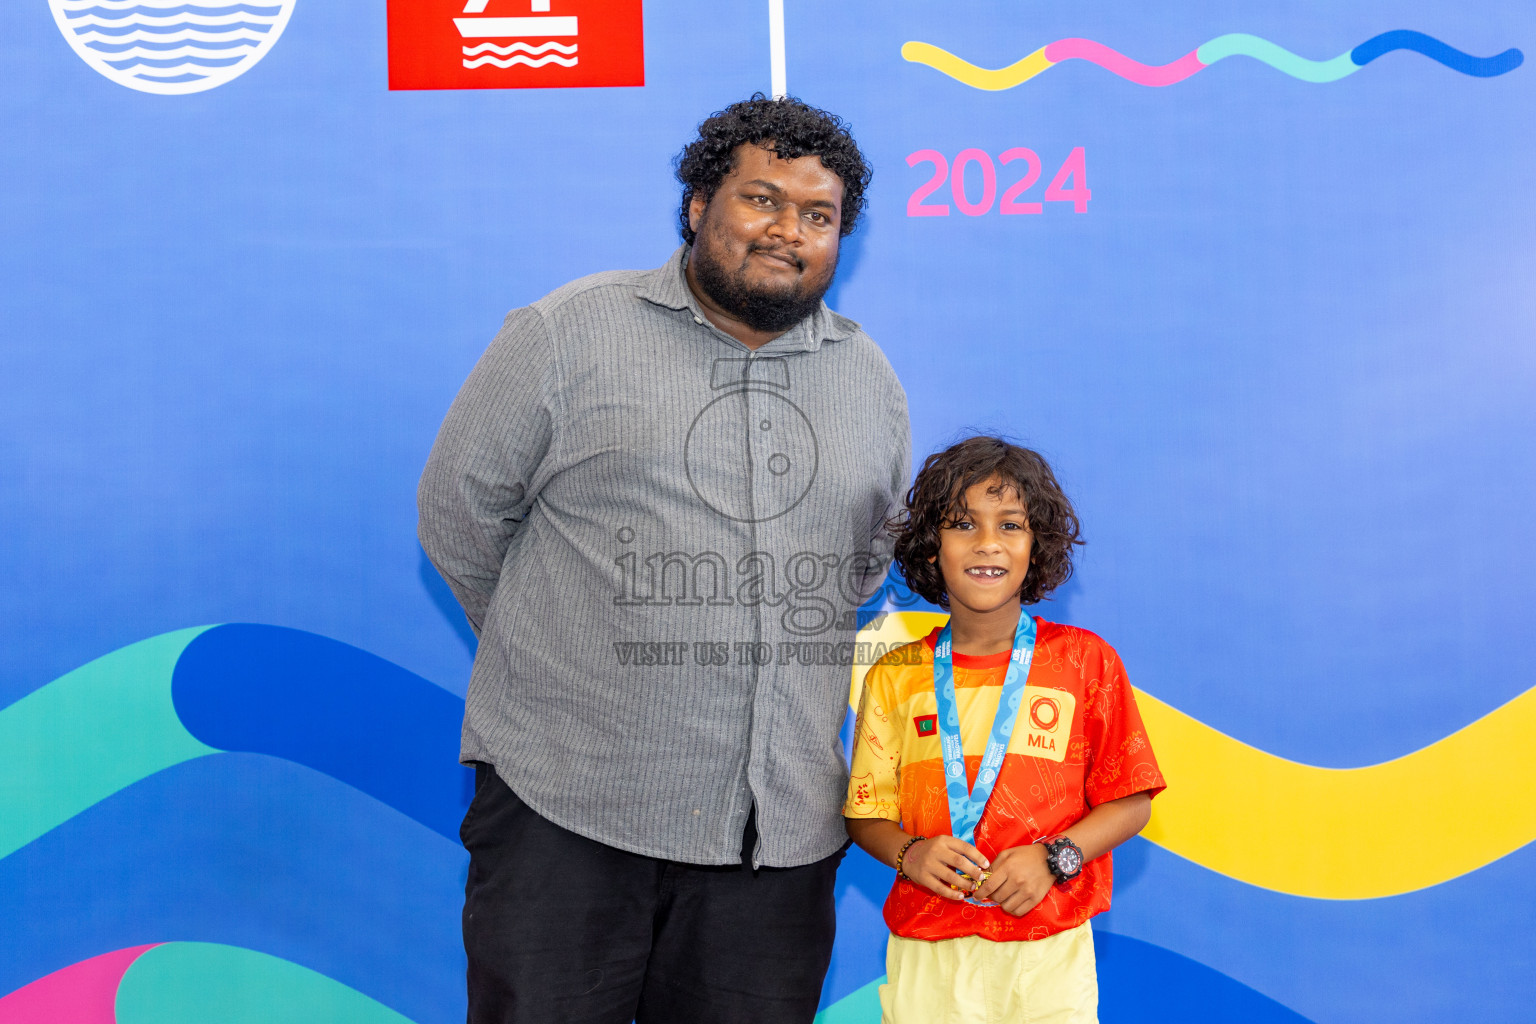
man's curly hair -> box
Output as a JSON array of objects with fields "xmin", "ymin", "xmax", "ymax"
[
  {"xmin": 675, "ymin": 94, "xmax": 872, "ymax": 245},
  {"xmin": 892, "ymin": 437, "xmax": 1084, "ymax": 607}
]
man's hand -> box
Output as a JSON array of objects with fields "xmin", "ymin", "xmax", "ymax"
[
  {"xmin": 972, "ymin": 843, "xmax": 1055, "ymax": 917},
  {"xmin": 900, "ymin": 835, "xmax": 990, "ymax": 901}
]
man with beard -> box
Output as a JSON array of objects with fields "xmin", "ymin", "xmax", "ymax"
[{"xmin": 419, "ymin": 96, "xmax": 910, "ymax": 1024}]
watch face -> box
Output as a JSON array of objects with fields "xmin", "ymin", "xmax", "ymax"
[{"xmin": 1053, "ymin": 841, "xmax": 1083, "ymax": 876}]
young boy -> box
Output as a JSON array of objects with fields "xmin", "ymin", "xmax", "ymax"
[{"xmin": 845, "ymin": 436, "xmax": 1165, "ymax": 1023}]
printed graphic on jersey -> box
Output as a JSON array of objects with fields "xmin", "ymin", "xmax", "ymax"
[{"xmin": 1013, "ymin": 685, "xmax": 1075, "ymax": 763}]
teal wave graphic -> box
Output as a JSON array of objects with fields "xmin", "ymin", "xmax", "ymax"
[
  {"xmin": 1, "ymin": 623, "xmax": 474, "ymax": 861},
  {"xmin": 117, "ymin": 942, "xmax": 417, "ymax": 1024},
  {"xmin": 0, "ymin": 627, "xmax": 215, "ymax": 860}
]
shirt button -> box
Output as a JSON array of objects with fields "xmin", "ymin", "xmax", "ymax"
[
  {"xmin": 693, "ymin": 316, "xmax": 703, "ymax": 325},
  {"xmin": 692, "ymin": 808, "xmax": 701, "ymax": 815}
]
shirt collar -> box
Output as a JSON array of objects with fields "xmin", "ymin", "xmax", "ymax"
[{"xmin": 636, "ymin": 245, "xmax": 860, "ymax": 353}]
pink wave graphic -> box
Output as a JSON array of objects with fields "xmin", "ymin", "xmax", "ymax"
[
  {"xmin": 0, "ymin": 944, "xmax": 159, "ymax": 1023},
  {"xmin": 1043, "ymin": 38, "xmax": 1205, "ymax": 85}
]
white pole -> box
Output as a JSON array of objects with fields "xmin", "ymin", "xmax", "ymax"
[{"xmin": 768, "ymin": 0, "xmax": 787, "ymax": 98}]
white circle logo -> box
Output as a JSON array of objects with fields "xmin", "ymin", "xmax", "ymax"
[
  {"xmin": 49, "ymin": 0, "xmax": 297, "ymax": 95},
  {"xmin": 683, "ymin": 389, "xmax": 819, "ymax": 524}
]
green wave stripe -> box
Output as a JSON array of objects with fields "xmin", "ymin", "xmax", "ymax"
[
  {"xmin": 116, "ymin": 942, "xmax": 417, "ymax": 1024},
  {"xmin": 815, "ymin": 977, "xmax": 883, "ymax": 1023},
  {"xmin": 0, "ymin": 627, "xmax": 217, "ymax": 860},
  {"xmin": 1195, "ymin": 33, "xmax": 1360, "ymax": 82}
]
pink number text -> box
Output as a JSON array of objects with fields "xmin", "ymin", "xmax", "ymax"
[{"xmin": 906, "ymin": 147, "xmax": 1090, "ymax": 217}]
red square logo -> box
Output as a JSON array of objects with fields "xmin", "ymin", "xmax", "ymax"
[
  {"xmin": 388, "ymin": 0, "xmax": 644, "ymax": 91},
  {"xmin": 914, "ymin": 715, "xmax": 937, "ymax": 737}
]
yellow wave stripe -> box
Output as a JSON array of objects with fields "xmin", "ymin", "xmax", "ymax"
[
  {"xmin": 900, "ymin": 41, "xmax": 1053, "ymax": 90},
  {"xmin": 850, "ymin": 612, "xmax": 1536, "ymax": 899}
]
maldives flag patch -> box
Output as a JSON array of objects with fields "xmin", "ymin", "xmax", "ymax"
[{"xmin": 914, "ymin": 714, "xmax": 937, "ymax": 736}]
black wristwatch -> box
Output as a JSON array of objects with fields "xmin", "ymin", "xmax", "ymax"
[{"xmin": 1040, "ymin": 834, "xmax": 1084, "ymax": 884}]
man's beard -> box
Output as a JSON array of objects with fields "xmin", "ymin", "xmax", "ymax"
[{"xmin": 690, "ymin": 231, "xmax": 837, "ymax": 334}]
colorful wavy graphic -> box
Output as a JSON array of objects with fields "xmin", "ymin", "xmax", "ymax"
[
  {"xmin": 0, "ymin": 943, "xmax": 415, "ymax": 1024},
  {"xmin": 0, "ymin": 753, "xmax": 465, "ymax": 1022},
  {"xmin": 0, "ymin": 944, "xmax": 155, "ymax": 1024},
  {"xmin": 8, "ymin": 620, "xmax": 1536, "ymax": 898},
  {"xmin": 850, "ymin": 612, "xmax": 1536, "ymax": 899},
  {"xmin": 0, "ymin": 623, "xmax": 468, "ymax": 861},
  {"xmin": 901, "ymin": 31, "xmax": 1524, "ymax": 91},
  {"xmin": 3, "ymin": 622, "xmax": 1531, "ymax": 1022},
  {"xmin": 0, "ymin": 625, "xmax": 474, "ymax": 1021},
  {"xmin": 0, "ymin": 625, "xmax": 1301, "ymax": 1024}
]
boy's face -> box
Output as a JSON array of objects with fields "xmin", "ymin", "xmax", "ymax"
[{"xmin": 936, "ymin": 476, "xmax": 1034, "ymax": 619}]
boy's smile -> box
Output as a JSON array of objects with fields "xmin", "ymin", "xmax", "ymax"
[{"xmin": 936, "ymin": 476, "xmax": 1034, "ymax": 628}]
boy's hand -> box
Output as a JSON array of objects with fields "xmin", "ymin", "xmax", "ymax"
[
  {"xmin": 901, "ymin": 836, "xmax": 990, "ymax": 901},
  {"xmin": 973, "ymin": 843, "xmax": 1055, "ymax": 917}
]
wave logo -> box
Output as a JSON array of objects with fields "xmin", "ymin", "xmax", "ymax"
[
  {"xmin": 47, "ymin": 0, "xmax": 296, "ymax": 95},
  {"xmin": 462, "ymin": 40, "xmax": 578, "ymax": 70},
  {"xmin": 457, "ymin": 0, "xmax": 578, "ymax": 70},
  {"xmin": 904, "ymin": 31, "xmax": 1523, "ymax": 92},
  {"xmin": 388, "ymin": 0, "xmax": 643, "ymax": 91}
]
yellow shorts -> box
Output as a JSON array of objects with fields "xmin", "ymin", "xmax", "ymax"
[{"xmin": 878, "ymin": 922, "xmax": 1098, "ymax": 1024}]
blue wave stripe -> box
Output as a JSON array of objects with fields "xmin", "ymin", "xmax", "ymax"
[
  {"xmin": 106, "ymin": 54, "xmax": 247, "ymax": 68},
  {"xmin": 74, "ymin": 20, "xmax": 271, "ymax": 34},
  {"xmin": 86, "ymin": 36, "xmax": 261, "ymax": 50},
  {"xmin": 65, "ymin": 5, "xmax": 282, "ymax": 19},
  {"xmin": 1349, "ymin": 30, "xmax": 1524, "ymax": 77},
  {"xmin": 132, "ymin": 71, "xmax": 208, "ymax": 81},
  {"xmin": 0, "ymin": 755, "xmax": 465, "ymax": 1024},
  {"xmin": 821, "ymin": 844, "xmax": 890, "ymax": 1006},
  {"xmin": 171, "ymin": 625, "xmax": 471, "ymax": 842},
  {"xmin": 1095, "ymin": 932, "xmax": 1316, "ymax": 1023}
]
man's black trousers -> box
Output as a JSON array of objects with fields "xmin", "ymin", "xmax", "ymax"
[{"xmin": 462, "ymin": 762, "xmax": 845, "ymax": 1024}]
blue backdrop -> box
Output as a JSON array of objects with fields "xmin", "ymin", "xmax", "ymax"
[{"xmin": 3, "ymin": 2, "xmax": 1533, "ymax": 1022}]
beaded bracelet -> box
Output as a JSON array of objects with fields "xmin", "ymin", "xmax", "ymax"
[{"xmin": 895, "ymin": 835, "xmax": 927, "ymax": 880}]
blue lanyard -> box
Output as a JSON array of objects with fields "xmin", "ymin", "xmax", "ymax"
[{"xmin": 932, "ymin": 614, "xmax": 1038, "ymax": 847}]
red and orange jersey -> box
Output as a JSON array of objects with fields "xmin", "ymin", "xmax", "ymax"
[{"xmin": 844, "ymin": 619, "xmax": 1166, "ymax": 942}]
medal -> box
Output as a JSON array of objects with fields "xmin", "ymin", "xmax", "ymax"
[{"xmin": 932, "ymin": 613, "xmax": 1037, "ymax": 906}]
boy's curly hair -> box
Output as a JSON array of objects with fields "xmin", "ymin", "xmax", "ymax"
[
  {"xmin": 893, "ymin": 437, "xmax": 1083, "ymax": 607},
  {"xmin": 674, "ymin": 94, "xmax": 872, "ymax": 245}
]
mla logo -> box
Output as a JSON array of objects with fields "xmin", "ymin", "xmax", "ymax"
[
  {"xmin": 1017, "ymin": 685, "xmax": 1074, "ymax": 763},
  {"xmin": 48, "ymin": 0, "xmax": 297, "ymax": 95},
  {"xmin": 388, "ymin": 0, "xmax": 644, "ymax": 90},
  {"xmin": 1029, "ymin": 694, "xmax": 1060, "ymax": 732}
]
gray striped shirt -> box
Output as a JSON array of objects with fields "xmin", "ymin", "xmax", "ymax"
[{"xmin": 419, "ymin": 248, "xmax": 910, "ymax": 866}]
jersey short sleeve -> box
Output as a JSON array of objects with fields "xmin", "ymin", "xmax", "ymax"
[
  {"xmin": 843, "ymin": 660, "xmax": 904, "ymax": 821},
  {"xmin": 1082, "ymin": 645, "xmax": 1166, "ymax": 807}
]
